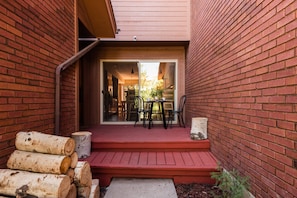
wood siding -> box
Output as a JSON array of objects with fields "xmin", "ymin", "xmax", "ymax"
[{"xmin": 104, "ymin": 0, "xmax": 190, "ymax": 41}]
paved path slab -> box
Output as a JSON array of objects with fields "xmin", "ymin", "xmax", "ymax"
[{"xmin": 104, "ymin": 178, "xmax": 178, "ymax": 198}]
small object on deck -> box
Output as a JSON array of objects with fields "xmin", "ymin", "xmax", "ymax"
[
  {"xmin": 71, "ymin": 131, "xmax": 92, "ymax": 158},
  {"xmin": 190, "ymin": 117, "xmax": 208, "ymax": 140}
]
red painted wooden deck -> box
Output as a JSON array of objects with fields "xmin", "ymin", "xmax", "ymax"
[{"xmin": 83, "ymin": 125, "xmax": 218, "ymax": 187}]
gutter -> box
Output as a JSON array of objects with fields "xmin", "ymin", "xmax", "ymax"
[{"xmin": 55, "ymin": 39, "xmax": 100, "ymax": 135}]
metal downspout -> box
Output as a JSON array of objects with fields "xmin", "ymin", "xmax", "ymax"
[{"xmin": 55, "ymin": 39, "xmax": 100, "ymax": 135}]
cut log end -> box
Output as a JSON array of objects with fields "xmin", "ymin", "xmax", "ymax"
[
  {"xmin": 58, "ymin": 175, "xmax": 71, "ymax": 198},
  {"xmin": 60, "ymin": 156, "xmax": 71, "ymax": 174},
  {"xmin": 64, "ymin": 138, "xmax": 76, "ymax": 156},
  {"xmin": 66, "ymin": 168, "xmax": 75, "ymax": 183},
  {"xmin": 90, "ymin": 179, "xmax": 100, "ymax": 198},
  {"xmin": 65, "ymin": 184, "xmax": 77, "ymax": 198},
  {"xmin": 70, "ymin": 152, "xmax": 78, "ymax": 169},
  {"xmin": 77, "ymin": 186, "xmax": 91, "ymax": 198},
  {"xmin": 74, "ymin": 161, "xmax": 92, "ymax": 187}
]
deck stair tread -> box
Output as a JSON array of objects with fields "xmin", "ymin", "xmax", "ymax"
[
  {"xmin": 87, "ymin": 151, "xmax": 217, "ymax": 169},
  {"xmin": 85, "ymin": 150, "xmax": 218, "ymax": 186}
]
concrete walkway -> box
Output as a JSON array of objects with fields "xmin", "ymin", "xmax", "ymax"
[{"xmin": 104, "ymin": 178, "xmax": 178, "ymax": 198}]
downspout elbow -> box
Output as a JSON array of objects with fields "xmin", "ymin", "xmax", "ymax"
[{"xmin": 55, "ymin": 39, "xmax": 100, "ymax": 135}]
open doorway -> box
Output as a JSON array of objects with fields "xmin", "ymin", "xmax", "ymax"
[{"xmin": 101, "ymin": 60, "xmax": 177, "ymax": 124}]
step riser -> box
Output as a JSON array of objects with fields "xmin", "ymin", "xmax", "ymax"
[
  {"xmin": 92, "ymin": 175, "xmax": 216, "ymax": 187},
  {"xmin": 91, "ymin": 170, "xmax": 216, "ymax": 187},
  {"xmin": 91, "ymin": 140, "xmax": 211, "ymax": 152}
]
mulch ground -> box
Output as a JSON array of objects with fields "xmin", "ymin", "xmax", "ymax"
[
  {"xmin": 175, "ymin": 183, "xmax": 222, "ymax": 198},
  {"xmin": 100, "ymin": 183, "xmax": 222, "ymax": 198}
]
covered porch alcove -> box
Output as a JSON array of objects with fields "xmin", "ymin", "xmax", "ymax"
[
  {"xmin": 79, "ymin": 42, "xmax": 187, "ymax": 128},
  {"xmin": 78, "ymin": 43, "xmax": 219, "ymax": 187}
]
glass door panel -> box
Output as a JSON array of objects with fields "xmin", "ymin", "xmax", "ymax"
[{"xmin": 101, "ymin": 60, "xmax": 176, "ymax": 124}]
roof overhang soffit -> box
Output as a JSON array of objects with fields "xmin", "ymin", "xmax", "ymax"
[{"xmin": 78, "ymin": 0, "xmax": 117, "ymax": 38}]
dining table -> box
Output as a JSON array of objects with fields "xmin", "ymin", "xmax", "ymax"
[{"xmin": 146, "ymin": 99, "xmax": 171, "ymax": 129}]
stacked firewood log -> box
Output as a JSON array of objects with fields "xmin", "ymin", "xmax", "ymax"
[{"xmin": 0, "ymin": 131, "xmax": 99, "ymax": 198}]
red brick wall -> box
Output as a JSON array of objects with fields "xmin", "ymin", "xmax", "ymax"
[
  {"xmin": 0, "ymin": 1, "xmax": 76, "ymax": 167},
  {"xmin": 187, "ymin": 0, "xmax": 297, "ymax": 197}
]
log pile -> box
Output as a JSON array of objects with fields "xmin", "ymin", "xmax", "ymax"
[{"xmin": 0, "ymin": 131, "xmax": 99, "ymax": 198}]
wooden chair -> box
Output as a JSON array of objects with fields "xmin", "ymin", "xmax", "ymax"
[
  {"xmin": 134, "ymin": 96, "xmax": 150, "ymax": 127},
  {"xmin": 163, "ymin": 101, "xmax": 173, "ymax": 127}
]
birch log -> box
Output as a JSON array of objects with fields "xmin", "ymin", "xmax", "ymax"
[
  {"xmin": 7, "ymin": 150, "xmax": 71, "ymax": 174},
  {"xmin": 72, "ymin": 131, "xmax": 92, "ymax": 158},
  {"xmin": 65, "ymin": 184, "xmax": 77, "ymax": 198},
  {"xmin": 77, "ymin": 186, "xmax": 91, "ymax": 198},
  {"xmin": 15, "ymin": 131, "xmax": 75, "ymax": 156},
  {"xmin": 0, "ymin": 169, "xmax": 70, "ymax": 198},
  {"xmin": 70, "ymin": 152, "xmax": 78, "ymax": 168},
  {"xmin": 90, "ymin": 179, "xmax": 100, "ymax": 198},
  {"xmin": 66, "ymin": 168, "xmax": 75, "ymax": 183},
  {"xmin": 74, "ymin": 161, "xmax": 92, "ymax": 187}
]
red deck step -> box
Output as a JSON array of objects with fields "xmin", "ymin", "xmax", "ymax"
[
  {"xmin": 83, "ymin": 125, "xmax": 218, "ymax": 187},
  {"xmin": 85, "ymin": 150, "xmax": 218, "ymax": 186}
]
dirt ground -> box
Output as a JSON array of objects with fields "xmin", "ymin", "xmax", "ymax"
[
  {"xmin": 175, "ymin": 183, "xmax": 222, "ymax": 198},
  {"xmin": 100, "ymin": 183, "xmax": 222, "ymax": 198}
]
